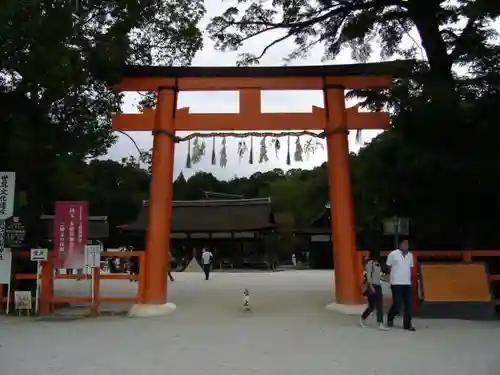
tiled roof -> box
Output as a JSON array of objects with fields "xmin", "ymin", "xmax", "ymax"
[{"xmin": 121, "ymin": 198, "xmax": 274, "ymax": 232}]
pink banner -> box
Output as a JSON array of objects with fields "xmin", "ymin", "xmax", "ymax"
[{"xmin": 53, "ymin": 201, "xmax": 88, "ymax": 269}]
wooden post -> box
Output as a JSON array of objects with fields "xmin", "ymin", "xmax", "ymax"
[
  {"xmin": 138, "ymin": 252, "xmax": 146, "ymax": 303},
  {"xmin": 324, "ymin": 87, "xmax": 362, "ymax": 304},
  {"xmin": 0, "ymin": 283, "xmax": 4, "ymax": 310},
  {"xmin": 411, "ymin": 255, "xmax": 420, "ymax": 315},
  {"xmin": 142, "ymin": 86, "xmax": 176, "ymax": 305},
  {"xmin": 91, "ymin": 266, "xmax": 100, "ymax": 316},
  {"xmin": 39, "ymin": 260, "xmax": 53, "ymax": 315}
]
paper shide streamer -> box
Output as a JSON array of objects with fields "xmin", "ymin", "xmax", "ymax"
[{"xmin": 181, "ymin": 131, "xmax": 327, "ymax": 168}]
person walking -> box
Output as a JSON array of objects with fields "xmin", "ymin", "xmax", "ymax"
[
  {"xmin": 201, "ymin": 248, "xmax": 213, "ymax": 280},
  {"xmin": 386, "ymin": 238, "xmax": 416, "ymax": 331},
  {"xmin": 360, "ymin": 249, "xmax": 388, "ymax": 330},
  {"xmin": 168, "ymin": 251, "xmax": 175, "ymax": 282},
  {"xmin": 129, "ymin": 256, "xmax": 139, "ymax": 283}
]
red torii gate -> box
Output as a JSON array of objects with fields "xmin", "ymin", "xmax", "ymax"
[{"xmin": 111, "ymin": 62, "xmax": 413, "ymax": 316}]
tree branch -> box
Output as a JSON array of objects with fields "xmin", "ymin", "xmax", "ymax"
[
  {"xmin": 449, "ymin": 18, "xmax": 477, "ymax": 61},
  {"xmin": 210, "ymin": 0, "xmax": 407, "ymax": 64},
  {"xmin": 251, "ymin": 32, "xmax": 295, "ymax": 62}
]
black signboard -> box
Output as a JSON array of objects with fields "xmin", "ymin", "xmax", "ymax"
[{"xmin": 4, "ymin": 216, "xmax": 26, "ymax": 248}]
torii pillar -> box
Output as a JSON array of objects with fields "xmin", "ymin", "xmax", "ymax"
[
  {"xmin": 129, "ymin": 86, "xmax": 178, "ymax": 317},
  {"xmin": 324, "ymin": 87, "xmax": 360, "ymax": 305},
  {"xmin": 110, "ymin": 63, "xmax": 405, "ymax": 316}
]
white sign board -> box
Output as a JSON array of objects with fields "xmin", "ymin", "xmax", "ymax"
[
  {"xmin": 0, "ymin": 246, "xmax": 12, "ymax": 284},
  {"xmin": 0, "ymin": 172, "xmax": 15, "ymax": 220},
  {"xmin": 311, "ymin": 235, "xmax": 331, "ymax": 242},
  {"xmin": 30, "ymin": 248, "xmax": 48, "ymax": 262},
  {"xmin": 85, "ymin": 245, "xmax": 101, "ymax": 267},
  {"xmin": 14, "ymin": 291, "xmax": 32, "ymax": 310},
  {"xmin": 383, "ymin": 217, "xmax": 410, "ymax": 236}
]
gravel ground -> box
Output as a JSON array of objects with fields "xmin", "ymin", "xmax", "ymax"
[{"xmin": 1, "ymin": 270, "xmax": 499, "ymax": 375}]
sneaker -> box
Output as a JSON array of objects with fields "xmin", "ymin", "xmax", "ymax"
[
  {"xmin": 360, "ymin": 318, "xmax": 367, "ymax": 328},
  {"xmin": 403, "ymin": 326, "xmax": 416, "ymax": 332},
  {"xmin": 378, "ymin": 323, "xmax": 389, "ymax": 331}
]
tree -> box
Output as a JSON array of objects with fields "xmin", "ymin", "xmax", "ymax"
[
  {"xmin": 86, "ymin": 159, "xmax": 150, "ymax": 226},
  {"xmin": 207, "ymin": 0, "xmax": 498, "ymax": 96},
  {"xmin": 1, "ymin": 0, "xmax": 204, "ymax": 294},
  {"xmin": 0, "ymin": 0, "xmax": 205, "ymax": 245},
  {"xmin": 349, "ymin": 72, "xmax": 500, "ymax": 250},
  {"xmin": 268, "ymin": 167, "xmax": 328, "ymax": 225}
]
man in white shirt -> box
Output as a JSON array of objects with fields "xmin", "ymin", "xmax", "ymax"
[
  {"xmin": 385, "ymin": 238, "xmax": 416, "ymax": 331},
  {"xmin": 201, "ymin": 248, "xmax": 213, "ymax": 280}
]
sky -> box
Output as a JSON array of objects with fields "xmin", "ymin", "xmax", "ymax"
[{"xmin": 105, "ymin": 0, "xmax": 421, "ymax": 181}]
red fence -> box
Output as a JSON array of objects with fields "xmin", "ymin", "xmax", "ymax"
[
  {"xmin": 2, "ymin": 249, "xmax": 500, "ymax": 315},
  {"xmin": 0, "ymin": 250, "xmax": 145, "ymax": 315}
]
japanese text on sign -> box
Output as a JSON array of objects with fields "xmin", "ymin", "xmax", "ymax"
[
  {"xmin": 68, "ymin": 208, "xmax": 75, "ymax": 253},
  {"xmin": 85, "ymin": 245, "xmax": 101, "ymax": 267},
  {"xmin": 59, "ymin": 222, "xmax": 65, "ymax": 254},
  {"xmin": 0, "ymin": 172, "xmax": 15, "ymax": 220},
  {"xmin": 53, "ymin": 201, "xmax": 88, "ymax": 269},
  {"xmin": 0, "ymin": 175, "xmax": 8, "ymax": 216},
  {"xmin": 14, "ymin": 291, "xmax": 32, "ymax": 311},
  {"xmin": 31, "ymin": 248, "xmax": 48, "ymax": 262},
  {"xmin": 5, "ymin": 217, "xmax": 26, "ymax": 248},
  {"xmin": 0, "ymin": 220, "xmax": 5, "ymax": 261}
]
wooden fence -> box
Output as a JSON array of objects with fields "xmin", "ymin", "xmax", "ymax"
[
  {"xmin": 2, "ymin": 249, "xmax": 500, "ymax": 316},
  {"xmin": 0, "ymin": 251, "xmax": 144, "ymax": 315}
]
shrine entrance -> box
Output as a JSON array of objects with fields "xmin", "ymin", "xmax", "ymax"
[{"xmin": 111, "ymin": 62, "xmax": 411, "ymax": 313}]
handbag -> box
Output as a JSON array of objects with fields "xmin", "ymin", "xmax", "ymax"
[{"xmin": 361, "ymin": 260, "xmax": 375, "ymax": 296}]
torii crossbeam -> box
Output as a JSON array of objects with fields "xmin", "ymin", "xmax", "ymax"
[{"xmin": 111, "ymin": 61, "xmax": 414, "ymax": 316}]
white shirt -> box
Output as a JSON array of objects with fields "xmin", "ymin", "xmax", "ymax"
[
  {"xmin": 386, "ymin": 249, "xmax": 414, "ymax": 285},
  {"xmin": 201, "ymin": 251, "xmax": 213, "ymax": 265}
]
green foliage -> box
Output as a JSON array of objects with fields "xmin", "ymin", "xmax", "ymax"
[
  {"xmin": 86, "ymin": 159, "xmax": 150, "ymax": 226},
  {"xmin": 268, "ymin": 167, "xmax": 328, "ymax": 226},
  {"xmin": 0, "ymin": 0, "xmax": 204, "ymax": 245},
  {"xmin": 2, "ymin": 0, "xmax": 500, "ymax": 255},
  {"xmin": 207, "ymin": 0, "xmax": 498, "ymax": 90}
]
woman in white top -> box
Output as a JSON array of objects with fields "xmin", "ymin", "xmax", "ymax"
[{"xmin": 360, "ymin": 248, "xmax": 389, "ymax": 330}]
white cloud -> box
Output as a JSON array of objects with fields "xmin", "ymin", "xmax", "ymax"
[{"xmin": 106, "ymin": 0, "xmax": 415, "ymax": 181}]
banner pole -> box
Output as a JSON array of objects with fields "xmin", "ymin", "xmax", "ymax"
[
  {"xmin": 6, "ymin": 282, "xmax": 11, "ymax": 315},
  {"xmin": 35, "ymin": 261, "xmax": 41, "ymax": 315},
  {"xmin": 91, "ymin": 263, "xmax": 94, "ymax": 307},
  {"xmin": 87, "ymin": 246, "xmax": 93, "ymax": 313}
]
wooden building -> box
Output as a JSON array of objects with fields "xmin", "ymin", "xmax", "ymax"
[
  {"xmin": 295, "ymin": 203, "xmax": 334, "ymax": 269},
  {"xmin": 295, "ymin": 202, "xmax": 369, "ymax": 269},
  {"xmin": 119, "ymin": 197, "xmax": 276, "ymax": 269}
]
